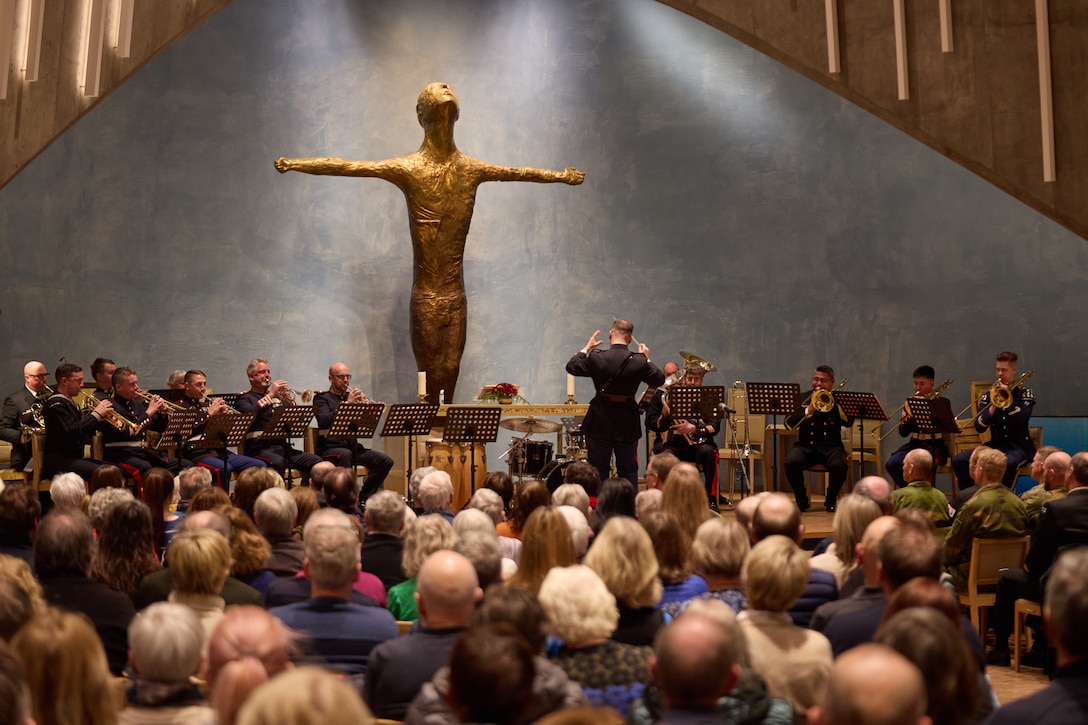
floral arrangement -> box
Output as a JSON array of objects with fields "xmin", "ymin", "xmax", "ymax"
[{"xmin": 482, "ymin": 382, "xmax": 526, "ymax": 404}]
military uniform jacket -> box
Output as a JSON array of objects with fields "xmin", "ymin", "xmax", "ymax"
[
  {"xmin": 891, "ymin": 480, "xmax": 951, "ymax": 527},
  {"xmin": 236, "ymin": 390, "xmax": 300, "ymax": 452},
  {"xmin": 942, "ymin": 483, "xmax": 1029, "ymax": 586},
  {"xmin": 313, "ymin": 390, "xmax": 356, "ymax": 451},
  {"xmin": 0, "ymin": 387, "xmax": 38, "ymax": 470},
  {"xmin": 42, "ymin": 394, "xmax": 99, "ymax": 465},
  {"xmin": 644, "ymin": 392, "xmax": 719, "ymax": 450},
  {"xmin": 784, "ymin": 395, "xmax": 851, "ymax": 449},
  {"xmin": 566, "ymin": 345, "xmax": 664, "ymax": 442},
  {"xmin": 101, "ymin": 396, "xmax": 162, "ymax": 452},
  {"xmin": 974, "ymin": 387, "xmax": 1035, "ymax": 457}
]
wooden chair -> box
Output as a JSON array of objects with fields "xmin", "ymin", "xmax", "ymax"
[
  {"xmin": 0, "ymin": 441, "xmax": 29, "ymax": 485},
  {"xmin": 805, "ymin": 426, "xmax": 854, "ymax": 498},
  {"xmin": 958, "ymin": 536, "xmax": 1030, "ymax": 637},
  {"xmin": 396, "ymin": 620, "xmax": 414, "ymax": 636},
  {"xmin": 848, "ymin": 418, "xmax": 882, "ymax": 480},
  {"xmin": 1013, "ymin": 598, "xmax": 1042, "ymax": 672}
]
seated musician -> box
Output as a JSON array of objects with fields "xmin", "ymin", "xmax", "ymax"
[
  {"xmin": 883, "ymin": 365, "xmax": 954, "ymax": 487},
  {"xmin": 42, "ymin": 362, "xmax": 112, "ymax": 482},
  {"xmin": 100, "ymin": 367, "xmax": 191, "ymax": 477},
  {"xmin": 312, "ymin": 362, "xmax": 394, "ymax": 505},
  {"xmin": 90, "ymin": 357, "xmax": 116, "ymax": 399},
  {"xmin": 784, "ymin": 365, "xmax": 852, "ymax": 513},
  {"xmin": 235, "ymin": 358, "xmax": 322, "ymax": 484},
  {"xmin": 0, "ymin": 361, "xmax": 50, "ymax": 475},
  {"xmin": 645, "ymin": 362, "xmax": 721, "ymax": 511},
  {"xmin": 179, "ymin": 370, "xmax": 267, "ymax": 484},
  {"xmin": 951, "ymin": 351, "xmax": 1035, "ymax": 490},
  {"xmin": 642, "ymin": 361, "xmax": 679, "ymax": 454}
]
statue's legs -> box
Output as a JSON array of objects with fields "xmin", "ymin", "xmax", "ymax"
[{"xmin": 410, "ymin": 290, "xmax": 467, "ymax": 403}]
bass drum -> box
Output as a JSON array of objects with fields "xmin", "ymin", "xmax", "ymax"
[{"xmin": 538, "ymin": 459, "xmax": 572, "ymax": 493}]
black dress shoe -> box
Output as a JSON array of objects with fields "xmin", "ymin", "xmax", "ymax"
[
  {"xmin": 708, "ymin": 500, "xmax": 720, "ymax": 514},
  {"xmin": 985, "ymin": 648, "xmax": 1011, "ymax": 667},
  {"xmin": 797, "ymin": 502, "xmax": 811, "ymax": 513},
  {"xmin": 824, "ymin": 505, "xmax": 836, "ymax": 513}
]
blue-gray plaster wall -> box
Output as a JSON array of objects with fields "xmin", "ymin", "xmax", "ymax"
[{"xmin": 1, "ymin": 0, "xmax": 1084, "ymax": 459}]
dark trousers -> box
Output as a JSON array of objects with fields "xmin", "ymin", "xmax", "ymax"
[
  {"xmin": 885, "ymin": 440, "xmax": 948, "ymax": 487},
  {"xmin": 322, "ymin": 445, "xmax": 395, "ymax": 501},
  {"xmin": 785, "ymin": 445, "xmax": 848, "ymax": 508},
  {"xmin": 247, "ymin": 444, "xmax": 322, "ymax": 486},
  {"xmin": 587, "ymin": 437, "xmax": 639, "ymax": 489},
  {"xmin": 952, "ymin": 446, "xmax": 1029, "ymax": 489},
  {"xmin": 992, "ymin": 567, "xmax": 1042, "ymax": 649}
]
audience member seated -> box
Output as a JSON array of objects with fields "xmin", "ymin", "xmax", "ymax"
[
  {"xmin": 231, "ymin": 467, "xmax": 281, "ymax": 523},
  {"xmin": 365, "ymin": 550, "xmax": 481, "ymax": 719},
  {"xmin": 168, "ymin": 528, "xmax": 232, "ymax": 646},
  {"xmin": 118, "ymin": 602, "xmax": 213, "ymax": 725},
  {"xmin": 467, "ymin": 487, "xmax": 521, "ymax": 562},
  {"xmin": 561, "ymin": 460, "xmax": 601, "ymax": 502},
  {"xmin": 737, "ymin": 535, "xmax": 832, "ymax": 717},
  {"xmin": 660, "ymin": 464, "xmax": 712, "ymax": 541},
  {"xmin": 134, "ymin": 510, "xmax": 264, "ymax": 610},
  {"xmin": 446, "ymin": 625, "xmax": 537, "ymax": 725},
  {"xmin": 223, "ymin": 506, "xmax": 276, "ymax": 595},
  {"xmin": 635, "ymin": 488, "xmax": 664, "ymax": 521},
  {"xmin": 556, "ymin": 505, "xmax": 591, "ymax": 561},
  {"xmin": 406, "ymin": 585, "xmax": 586, "ymax": 725},
  {"xmin": 0, "ymin": 639, "xmax": 33, "ymax": 725},
  {"xmin": 891, "ymin": 449, "xmax": 952, "ymax": 527},
  {"xmin": 662, "ymin": 518, "xmax": 749, "ymax": 618},
  {"xmin": 48, "ymin": 472, "xmax": 87, "ymax": 514},
  {"xmin": 584, "ymin": 516, "xmax": 664, "ymax": 646},
  {"xmin": 87, "ymin": 485, "xmax": 134, "ymax": 532},
  {"xmin": 453, "ymin": 529, "xmax": 504, "ymax": 591},
  {"xmin": 809, "ymin": 494, "xmax": 881, "ymax": 588},
  {"xmin": 508, "ymin": 506, "xmax": 578, "ymax": 595},
  {"xmin": 1019, "ymin": 447, "xmax": 1071, "ymax": 528},
  {"xmin": 235, "ymin": 666, "xmax": 375, "ymax": 725},
  {"xmin": 553, "ymin": 482, "xmax": 591, "ymax": 521},
  {"xmin": 11, "ymin": 608, "xmax": 122, "ymax": 725},
  {"xmin": 641, "ymin": 511, "xmax": 708, "ymax": 608},
  {"xmin": 176, "ymin": 466, "xmax": 212, "ymax": 515},
  {"xmin": 0, "ymin": 556, "xmax": 42, "ymax": 641},
  {"xmin": 268, "ymin": 507, "xmax": 398, "ymax": 685},
  {"xmin": 323, "ymin": 467, "xmax": 365, "ymax": 538},
  {"xmin": 91, "ymin": 498, "xmax": 162, "ymax": 600},
  {"xmin": 644, "ymin": 451, "xmax": 681, "ymax": 492},
  {"xmin": 0, "ymin": 484, "xmax": 39, "ymax": 570},
  {"xmin": 748, "ymin": 493, "xmax": 837, "ymax": 627},
  {"xmin": 206, "ymin": 606, "xmax": 294, "ymax": 725},
  {"xmin": 418, "ymin": 470, "xmax": 456, "ymax": 524},
  {"xmin": 141, "ymin": 468, "xmax": 183, "ymax": 559},
  {"xmin": 254, "ymin": 487, "xmax": 305, "ymax": 577},
  {"xmin": 538, "ymin": 564, "xmax": 653, "ymax": 714},
  {"xmin": 588, "ymin": 477, "xmax": 636, "ymax": 536},
  {"xmin": 361, "ymin": 490, "xmax": 409, "ymax": 589},
  {"xmin": 187, "ymin": 485, "xmax": 231, "ymax": 514},
  {"xmin": 497, "ymin": 479, "xmax": 551, "ymax": 541},
  {"xmin": 88, "ymin": 463, "xmax": 125, "ymax": 494},
  {"xmin": 387, "ymin": 514, "xmax": 458, "ymax": 622},
  {"xmin": 807, "ymin": 643, "xmax": 929, "ymax": 725},
  {"xmin": 289, "ymin": 486, "xmax": 319, "ymax": 539},
  {"xmin": 648, "ymin": 610, "xmax": 742, "ymax": 725},
  {"xmin": 409, "ymin": 465, "xmax": 438, "ymax": 513},
  {"xmin": 34, "ymin": 511, "xmax": 135, "ymax": 674}
]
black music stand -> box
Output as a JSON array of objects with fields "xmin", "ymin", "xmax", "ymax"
[
  {"xmin": 193, "ymin": 413, "xmax": 256, "ymax": 487},
  {"xmin": 327, "ymin": 403, "xmax": 385, "ymax": 467},
  {"xmin": 216, "ymin": 393, "xmax": 240, "ymax": 410},
  {"xmin": 836, "ymin": 392, "xmax": 889, "ymax": 478},
  {"xmin": 260, "ymin": 406, "xmax": 316, "ymax": 487},
  {"xmin": 443, "ymin": 406, "xmax": 503, "ymax": 495},
  {"xmin": 381, "ymin": 403, "xmax": 441, "ymax": 490},
  {"xmin": 746, "ymin": 382, "xmax": 801, "ymax": 493},
  {"xmin": 154, "ymin": 410, "xmax": 199, "ymax": 454}
]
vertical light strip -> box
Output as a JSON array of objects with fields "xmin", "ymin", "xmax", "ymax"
[
  {"xmin": 1035, "ymin": 0, "xmax": 1055, "ymax": 182},
  {"xmin": 825, "ymin": 0, "xmax": 841, "ymax": 74},
  {"xmin": 23, "ymin": 0, "xmax": 43, "ymax": 81},
  {"xmin": 893, "ymin": 0, "xmax": 909, "ymax": 100},
  {"xmin": 81, "ymin": 0, "xmax": 106, "ymax": 96},
  {"xmin": 0, "ymin": 0, "xmax": 15, "ymax": 98},
  {"xmin": 939, "ymin": 0, "xmax": 953, "ymax": 53},
  {"xmin": 116, "ymin": 0, "xmax": 133, "ymax": 57}
]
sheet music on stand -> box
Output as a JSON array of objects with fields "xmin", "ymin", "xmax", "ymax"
[
  {"xmin": 381, "ymin": 403, "xmax": 441, "ymax": 485},
  {"xmin": 154, "ymin": 410, "xmax": 199, "ymax": 452},
  {"xmin": 260, "ymin": 406, "xmax": 315, "ymax": 442},
  {"xmin": 667, "ymin": 386, "xmax": 726, "ymax": 423},
  {"xmin": 193, "ymin": 413, "xmax": 257, "ymax": 451},
  {"xmin": 744, "ymin": 382, "xmax": 802, "ymax": 493},
  {"xmin": 903, "ymin": 397, "xmax": 959, "ymax": 435},
  {"xmin": 328, "ymin": 403, "xmax": 385, "ymax": 440},
  {"xmin": 443, "ymin": 406, "xmax": 503, "ymax": 496},
  {"xmin": 835, "ymin": 392, "xmax": 888, "ymax": 425}
]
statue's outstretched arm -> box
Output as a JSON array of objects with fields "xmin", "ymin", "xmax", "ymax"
[
  {"xmin": 478, "ymin": 163, "xmax": 585, "ymax": 185},
  {"xmin": 274, "ymin": 156, "xmax": 401, "ymax": 180}
]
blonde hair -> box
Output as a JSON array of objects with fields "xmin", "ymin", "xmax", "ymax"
[
  {"xmin": 169, "ymin": 528, "xmax": 233, "ymax": 595},
  {"xmin": 584, "ymin": 516, "xmax": 663, "ymax": 608},
  {"xmin": 0, "ymin": 554, "xmax": 45, "ymax": 615},
  {"xmin": 236, "ymin": 666, "xmax": 374, "ymax": 725},
  {"xmin": 691, "ymin": 518, "xmax": 750, "ymax": 579},
  {"xmin": 538, "ymin": 565, "xmax": 618, "ymax": 643},
  {"xmin": 402, "ymin": 514, "xmax": 457, "ymax": 579},
  {"xmin": 208, "ymin": 606, "xmax": 295, "ymax": 725},
  {"xmin": 661, "ymin": 466, "xmax": 711, "ymax": 540},
  {"xmin": 508, "ymin": 506, "xmax": 577, "ymax": 594},
  {"xmin": 12, "ymin": 608, "xmax": 122, "ymax": 725},
  {"xmin": 831, "ymin": 494, "xmax": 882, "ymax": 570},
  {"xmin": 742, "ymin": 535, "xmax": 809, "ymax": 612},
  {"xmin": 971, "ymin": 446, "xmax": 1008, "ymax": 483}
]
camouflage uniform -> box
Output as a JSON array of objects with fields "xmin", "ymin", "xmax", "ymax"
[
  {"xmin": 892, "ymin": 479, "xmax": 951, "ymax": 527},
  {"xmin": 942, "ymin": 483, "xmax": 1029, "ymax": 589},
  {"xmin": 1020, "ymin": 484, "xmax": 1068, "ymax": 528}
]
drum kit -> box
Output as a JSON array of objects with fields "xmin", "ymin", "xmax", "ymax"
[{"xmin": 501, "ymin": 415, "xmax": 587, "ymax": 489}]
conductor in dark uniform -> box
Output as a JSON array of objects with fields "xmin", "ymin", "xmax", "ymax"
[
  {"xmin": 566, "ymin": 319, "xmax": 664, "ymax": 488},
  {"xmin": 951, "ymin": 351, "xmax": 1035, "ymax": 489},
  {"xmin": 784, "ymin": 365, "xmax": 852, "ymax": 513}
]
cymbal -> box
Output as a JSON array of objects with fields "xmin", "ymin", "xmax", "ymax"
[{"xmin": 500, "ymin": 417, "xmax": 562, "ymax": 434}]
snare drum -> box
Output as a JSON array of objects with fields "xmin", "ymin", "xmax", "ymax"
[
  {"xmin": 538, "ymin": 459, "xmax": 572, "ymax": 493},
  {"xmin": 513, "ymin": 440, "xmax": 553, "ymax": 477}
]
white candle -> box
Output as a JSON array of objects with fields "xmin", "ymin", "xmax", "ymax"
[
  {"xmin": 418, "ymin": 371, "xmax": 426, "ymax": 396},
  {"xmin": 567, "ymin": 374, "xmax": 576, "ymax": 397}
]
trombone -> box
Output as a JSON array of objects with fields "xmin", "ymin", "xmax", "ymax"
[
  {"xmin": 952, "ymin": 369, "xmax": 1035, "ymax": 420},
  {"xmin": 878, "ymin": 379, "xmax": 954, "ymax": 441},
  {"xmin": 794, "ymin": 378, "xmax": 848, "ymax": 426}
]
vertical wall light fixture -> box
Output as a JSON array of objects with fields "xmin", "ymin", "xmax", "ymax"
[
  {"xmin": 825, "ymin": 0, "xmax": 841, "ymax": 74},
  {"xmin": 893, "ymin": 0, "xmax": 909, "ymax": 100},
  {"xmin": 80, "ymin": 0, "xmax": 106, "ymax": 96},
  {"xmin": 22, "ymin": 0, "xmax": 43, "ymax": 82},
  {"xmin": 939, "ymin": 0, "xmax": 953, "ymax": 53},
  {"xmin": 0, "ymin": 0, "xmax": 15, "ymax": 98},
  {"xmin": 1035, "ymin": 0, "xmax": 1055, "ymax": 182}
]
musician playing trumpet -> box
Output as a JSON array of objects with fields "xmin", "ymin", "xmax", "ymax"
[
  {"xmin": 883, "ymin": 365, "xmax": 955, "ymax": 488},
  {"xmin": 784, "ymin": 365, "xmax": 852, "ymax": 513},
  {"xmin": 101, "ymin": 367, "xmax": 191, "ymax": 477},
  {"xmin": 951, "ymin": 351, "xmax": 1036, "ymax": 490},
  {"xmin": 179, "ymin": 370, "xmax": 268, "ymax": 484},
  {"xmin": 645, "ymin": 362, "xmax": 721, "ymax": 511},
  {"xmin": 42, "ymin": 362, "xmax": 112, "ymax": 482},
  {"xmin": 313, "ymin": 362, "xmax": 394, "ymax": 505}
]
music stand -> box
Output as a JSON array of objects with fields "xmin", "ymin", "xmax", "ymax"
[
  {"xmin": 193, "ymin": 413, "xmax": 257, "ymax": 487},
  {"xmin": 216, "ymin": 393, "xmax": 240, "ymax": 410},
  {"xmin": 154, "ymin": 410, "xmax": 199, "ymax": 454},
  {"xmin": 746, "ymin": 382, "xmax": 801, "ymax": 493},
  {"xmin": 381, "ymin": 403, "xmax": 441, "ymax": 490},
  {"xmin": 836, "ymin": 391, "xmax": 889, "ymax": 477},
  {"xmin": 443, "ymin": 406, "xmax": 503, "ymax": 495},
  {"xmin": 328, "ymin": 403, "xmax": 385, "ymax": 468},
  {"xmin": 260, "ymin": 406, "xmax": 316, "ymax": 487}
]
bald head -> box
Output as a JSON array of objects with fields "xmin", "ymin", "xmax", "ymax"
[
  {"xmin": 733, "ymin": 492, "xmax": 768, "ymax": 530},
  {"xmin": 651, "ymin": 613, "xmax": 742, "ymax": 709},
  {"xmin": 810, "ymin": 644, "xmax": 929, "ymax": 725},
  {"xmin": 859, "ymin": 516, "xmax": 900, "ymax": 586},
  {"xmin": 750, "ymin": 493, "xmax": 803, "ymax": 543},
  {"xmin": 902, "ymin": 451, "xmax": 933, "ymax": 483},
  {"xmin": 183, "ymin": 510, "xmax": 231, "ymax": 539},
  {"xmin": 417, "ymin": 550, "xmax": 481, "ymax": 628},
  {"xmin": 854, "ymin": 476, "xmax": 893, "ymax": 515},
  {"xmin": 1044, "ymin": 451, "xmax": 1072, "ymax": 491},
  {"xmin": 23, "ymin": 360, "xmax": 47, "ymax": 394},
  {"xmin": 662, "ymin": 362, "xmax": 680, "ymax": 377}
]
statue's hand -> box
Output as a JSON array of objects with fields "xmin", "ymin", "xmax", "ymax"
[
  {"xmin": 274, "ymin": 157, "xmax": 292, "ymax": 173},
  {"xmin": 562, "ymin": 167, "xmax": 585, "ymax": 185}
]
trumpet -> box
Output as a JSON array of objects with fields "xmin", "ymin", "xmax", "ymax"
[
  {"xmin": 346, "ymin": 387, "xmax": 377, "ymax": 404},
  {"xmin": 137, "ymin": 389, "xmax": 188, "ymax": 413},
  {"xmin": 879, "ymin": 379, "xmax": 954, "ymax": 441},
  {"xmin": 279, "ymin": 388, "xmax": 313, "ymax": 404},
  {"xmin": 200, "ymin": 394, "xmax": 242, "ymax": 414},
  {"xmin": 83, "ymin": 391, "xmax": 145, "ymax": 436}
]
